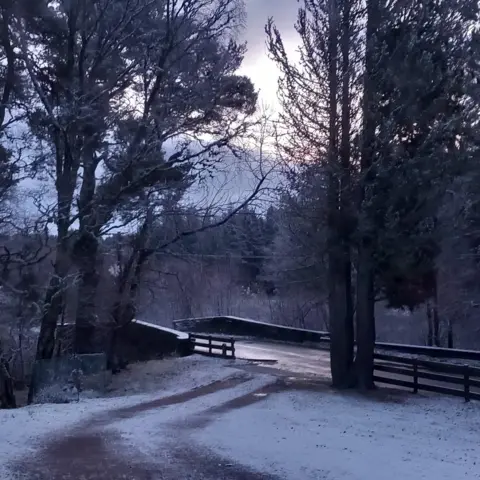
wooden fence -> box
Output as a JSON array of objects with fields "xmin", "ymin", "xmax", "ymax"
[
  {"xmin": 189, "ymin": 333, "xmax": 236, "ymax": 359},
  {"xmin": 374, "ymin": 353, "xmax": 480, "ymax": 402}
]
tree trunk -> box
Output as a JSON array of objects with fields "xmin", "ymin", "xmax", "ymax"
[
  {"xmin": 340, "ymin": 0, "xmax": 355, "ymax": 380},
  {"xmin": 327, "ymin": 0, "xmax": 355, "ymax": 389},
  {"xmin": 329, "ymin": 251, "xmax": 355, "ymax": 387},
  {"xmin": 354, "ymin": 0, "xmax": 379, "ymax": 391},
  {"xmin": 35, "ymin": 243, "xmax": 70, "ymax": 360},
  {"xmin": 447, "ymin": 319, "xmax": 453, "ymax": 348},
  {"xmin": 0, "ymin": 359, "xmax": 16, "ymax": 409},
  {"xmin": 108, "ymin": 246, "xmax": 149, "ymax": 370},
  {"xmin": 355, "ymin": 243, "xmax": 376, "ymax": 389},
  {"xmin": 432, "ymin": 272, "xmax": 440, "ymax": 347},
  {"xmin": 28, "ymin": 247, "xmax": 70, "ymax": 404},
  {"xmin": 74, "ymin": 233, "xmax": 100, "ymax": 354},
  {"xmin": 426, "ymin": 301, "xmax": 433, "ymax": 346}
]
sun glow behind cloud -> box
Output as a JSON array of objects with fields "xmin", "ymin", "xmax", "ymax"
[{"xmin": 242, "ymin": 0, "xmax": 300, "ymax": 113}]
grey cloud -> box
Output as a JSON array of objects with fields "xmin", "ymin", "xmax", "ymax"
[{"xmin": 243, "ymin": 0, "xmax": 299, "ymax": 61}]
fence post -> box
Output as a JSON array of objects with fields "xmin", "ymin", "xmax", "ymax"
[
  {"xmin": 464, "ymin": 365, "xmax": 470, "ymax": 402},
  {"xmin": 208, "ymin": 337, "xmax": 212, "ymax": 355},
  {"xmin": 413, "ymin": 362, "xmax": 418, "ymax": 394},
  {"xmin": 222, "ymin": 343, "xmax": 227, "ymax": 358},
  {"xmin": 231, "ymin": 338, "xmax": 235, "ymax": 358}
]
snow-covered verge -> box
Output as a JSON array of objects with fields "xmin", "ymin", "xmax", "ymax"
[
  {"xmin": 194, "ymin": 389, "xmax": 480, "ymax": 480},
  {"xmin": 0, "ymin": 355, "xmax": 253, "ymax": 477},
  {"xmin": 104, "ymin": 354, "xmax": 248, "ymax": 397}
]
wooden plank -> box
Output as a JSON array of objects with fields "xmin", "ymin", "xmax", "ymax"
[
  {"xmin": 189, "ymin": 333, "xmax": 214, "ymax": 341},
  {"xmin": 416, "ymin": 370, "xmax": 465, "ymax": 386},
  {"xmin": 464, "ymin": 367, "xmax": 470, "ymax": 402},
  {"xmin": 469, "ymin": 378, "xmax": 480, "ymax": 389},
  {"xmin": 192, "ymin": 341, "xmax": 233, "ymax": 349},
  {"xmin": 374, "ymin": 374, "xmax": 466, "ymax": 399},
  {"xmin": 375, "ymin": 353, "xmax": 465, "ymax": 374},
  {"xmin": 191, "ymin": 339, "xmax": 234, "ymax": 349},
  {"xmin": 413, "ymin": 363, "xmax": 418, "ymax": 393},
  {"xmin": 374, "ymin": 364, "xmax": 413, "ymax": 377},
  {"xmin": 375, "ymin": 353, "xmax": 417, "ymax": 365},
  {"xmin": 190, "ymin": 333, "xmax": 234, "ymax": 342},
  {"xmin": 194, "ymin": 351, "xmax": 235, "ymax": 359},
  {"xmin": 376, "ymin": 341, "xmax": 480, "ymax": 361},
  {"xmin": 194, "ymin": 345, "xmax": 234, "ymax": 353},
  {"xmin": 374, "ymin": 375, "xmax": 467, "ymax": 399},
  {"xmin": 416, "ymin": 382, "xmax": 465, "ymax": 398},
  {"xmin": 373, "ymin": 375, "xmax": 415, "ymax": 390}
]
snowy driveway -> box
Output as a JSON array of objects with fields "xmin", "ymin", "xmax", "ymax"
[{"xmin": 2, "ymin": 355, "xmax": 480, "ymax": 480}]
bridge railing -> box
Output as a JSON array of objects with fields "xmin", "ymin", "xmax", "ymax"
[
  {"xmin": 189, "ymin": 333, "xmax": 236, "ymax": 359},
  {"xmin": 174, "ymin": 315, "xmax": 480, "ymax": 362}
]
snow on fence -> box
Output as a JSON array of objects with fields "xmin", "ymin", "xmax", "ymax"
[
  {"xmin": 174, "ymin": 316, "xmax": 480, "ymax": 362},
  {"xmin": 374, "ymin": 353, "xmax": 480, "ymax": 402},
  {"xmin": 189, "ymin": 333, "xmax": 235, "ymax": 359}
]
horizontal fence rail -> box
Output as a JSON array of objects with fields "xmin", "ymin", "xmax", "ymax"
[
  {"xmin": 189, "ymin": 334, "xmax": 236, "ymax": 359},
  {"xmin": 314, "ymin": 332, "xmax": 480, "ymax": 361},
  {"xmin": 174, "ymin": 316, "xmax": 480, "ymax": 362},
  {"xmin": 373, "ymin": 353, "xmax": 480, "ymax": 402}
]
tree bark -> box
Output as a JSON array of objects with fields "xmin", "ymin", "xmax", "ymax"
[
  {"xmin": 74, "ymin": 233, "xmax": 100, "ymax": 354},
  {"xmin": 0, "ymin": 359, "xmax": 16, "ymax": 409},
  {"xmin": 327, "ymin": 0, "xmax": 355, "ymax": 389},
  {"xmin": 355, "ymin": 243, "xmax": 376, "ymax": 389},
  {"xmin": 447, "ymin": 319, "xmax": 453, "ymax": 348},
  {"xmin": 108, "ymin": 214, "xmax": 151, "ymax": 370},
  {"xmin": 35, "ymin": 242, "xmax": 70, "ymax": 360},
  {"xmin": 354, "ymin": 0, "xmax": 379, "ymax": 390},
  {"xmin": 427, "ymin": 301, "xmax": 433, "ymax": 346},
  {"xmin": 432, "ymin": 272, "xmax": 440, "ymax": 347},
  {"xmin": 339, "ymin": 0, "xmax": 355, "ymax": 381}
]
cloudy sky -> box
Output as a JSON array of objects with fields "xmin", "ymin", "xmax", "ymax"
[{"xmin": 240, "ymin": 0, "xmax": 299, "ymax": 108}]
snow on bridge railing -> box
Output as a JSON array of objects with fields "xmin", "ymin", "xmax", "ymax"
[
  {"xmin": 132, "ymin": 319, "xmax": 190, "ymax": 340},
  {"xmin": 172, "ymin": 315, "xmax": 480, "ymax": 362},
  {"xmin": 173, "ymin": 315, "xmax": 330, "ymax": 344}
]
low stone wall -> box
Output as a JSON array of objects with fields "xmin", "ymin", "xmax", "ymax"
[
  {"xmin": 119, "ymin": 320, "xmax": 192, "ymax": 362},
  {"xmin": 173, "ymin": 316, "xmax": 330, "ymax": 344},
  {"xmin": 56, "ymin": 320, "xmax": 192, "ymax": 363}
]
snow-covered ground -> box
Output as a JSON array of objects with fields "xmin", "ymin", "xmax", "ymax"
[
  {"xmin": 0, "ymin": 355, "xmax": 260, "ymax": 478},
  {"xmin": 2, "ymin": 354, "xmax": 480, "ymax": 480},
  {"xmin": 195, "ymin": 388, "xmax": 480, "ymax": 479}
]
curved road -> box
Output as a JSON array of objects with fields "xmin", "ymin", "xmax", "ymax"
[{"xmin": 235, "ymin": 340, "xmax": 331, "ymax": 379}]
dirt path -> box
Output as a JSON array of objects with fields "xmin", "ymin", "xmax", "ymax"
[{"xmin": 12, "ymin": 376, "xmax": 286, "ymax": 480}]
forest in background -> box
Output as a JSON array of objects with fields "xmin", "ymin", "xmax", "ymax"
[{"xmin": 1, "ymin": 0, "xmax": 480, "ymax": 403}]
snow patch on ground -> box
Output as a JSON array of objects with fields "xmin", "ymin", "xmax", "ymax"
[
  {"xmin": 0, "ymin": 393, "xmax": 140, "ymax": 472},
  {"xmin": 105, "ymin": 355, "xmax": 248, "ymax": 397},
  {"xmin": 194, "ymin": 389, "xmax": 480, "ymax": 480},
  {"xmin": 0, "ymin": 355, "xmax": 248, "ymax": 477}
]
